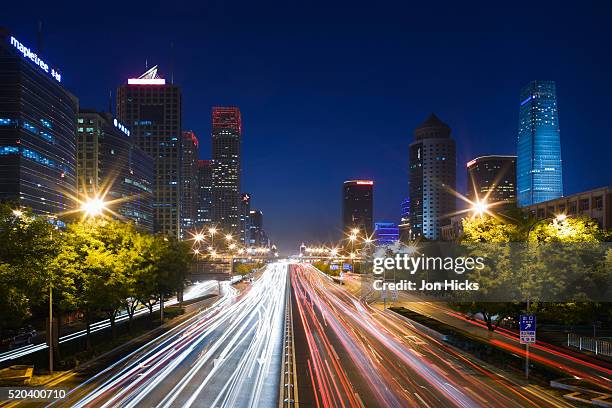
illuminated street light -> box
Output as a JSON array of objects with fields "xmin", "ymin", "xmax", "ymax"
[
  {"xmin": 193, "ymin": 248, "xmax": 200, "ymax": 254},
  {"xmin": 208, "ymin": 227, "xmax": 217, "ymax": 235},
  {"xmin": 194, "ymin": 233, "xmax": 205, "ymax": 242},
  {"xmin": 210, "ymin": 250, "xmax": 217, "ymax": 257},
  {"xmin": 81, "ymin": 197, "xmax": 106, "ymax": 217},
  {"xmin": 225, "ymin": 234, "xmax": 233, "ymax": 241},
  {"xmin": 351, "ymin": 228, "xmax": 360, "ymax": 235},
  {"xmin": 555, "ymin": 214, "xmax": 567, "ymax": 222},
  {"xmin": 208, "ymin": 246, "xmax": 214, "ymax": 251},
  {"xmin": 471, "ymin": 200, "xmax": 489, "ymax": 218},
  {"xmin": 12, "ymin": 209, "xmax": 23, "ymax": 217},
  {"xmin": 349, "ymin": 234, "xmax": 357, "ymax": 242},
  {"xmin": 229, "ymin": 243, "xmax": 237, "ymax": 250}
]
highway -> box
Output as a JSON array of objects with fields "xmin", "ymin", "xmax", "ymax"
[
  {"xmin": 352, "ymin": 273, "xmax": 612, "ymax": 391},
  {"xmin": 0, "ymin": 281, "xmax": 219, "ymax": 363},
  {"xmin": 55, "ymin": 263, "xmax": 288, "ymax": 408},
  {"xmin": 292, "ymin": 263, "xmax": 573, "ymax": 408}
]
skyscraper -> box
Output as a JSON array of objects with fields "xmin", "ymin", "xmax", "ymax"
[
  {"xmin": 0, "ymin": 31, "xmax": 77, "ymax": 217},
  {"xmin": 467, "ymin": 155, "xmax": 516, "ymax": 205},
  {"xmin": 342, "ymin": 180, "xmax": 374, "ymax": 236},
  {"xmin": 408, "ymin": 114, "xmax": 456, "ymax": 240},
  {"xmin": 211, "ymin": 107, "xmax": 241, "ymax": 233},
  {"xmin": 196, "ymin": 159, "xmax": 212, "ymax": 227},
  {"xmin": 517, "ymin": 80, "xmax": 563, "ymax": 207},
  {"xmin": 117, "ymin": 66, "xmax": 182, "ymax": 237},
  {"xmin": 181, "ymin": 130, "xmax": 199, "ymax": 236},
  {"xmin": 77, "ymin": 110, "xmax": 153, "ymax": 230},
  {"xmin": 248, "ymin": 209, "xmax": 267, "ymax": 247},
  {"xmin": 240, "ymin": 193, "xmax": 251, "ymax": 244},
  {"xmin": 399, "ymin": 197, "xmax": 411, "ymax": 241}
]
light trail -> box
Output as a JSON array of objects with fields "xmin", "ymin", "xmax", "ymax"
[
  {"xmin": 58, "ymin": 263, "xmax": 288, "ymax": 408},
  {"xmin": 292, "ymin": 263, "xmax": 573, "ymax": 408},
  {"xmin": 0, "ymin": 281, "xmax": 218, "ymax": 363}
]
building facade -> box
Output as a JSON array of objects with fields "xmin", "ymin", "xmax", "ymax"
[
  {"xmin": 517, "ymin": 80, "xmax": 563, "ymax": 207},
  {"xmin": 248, "ymin": 209, "xmax": 268, "ymax": 247},
  {"xmin": 0, "ymin": 31, "xmax": 77, "ymax": 217},
  {"xmin": 77, "ymin": 110, "xmax": 153, "ymax": 230},
  {"xmin": 211, "ymin": 107, "xmax": 241, "ymax": 233},
  {"xmin": 180, "ymin": 130, "xmax": 199, "ymax": 236},
  {"xmin": 524, "ymin": 186, "xmax": 611, "ymax": 231},
  {"xmin": 196, "ymin": 159, "xmax": 212, "ymax": 228},
  {"xmin": 408, "ymin": 114, "xmax": 456, "ymax": 240},
  {"xmin": 342, "ymin": 180, "xmax": 374, "ymax": 236},
  {"xmin": 240, "ymin": 193, "xmax": 251, "ymax": 244},
  {"xmin": 399, "ymin": 197, "xmax": 411, "ymax": 241},
  {"xmin": 374, "ymin": 222, "xmax": 400, "ymax": 245},
  {"xmin": 467, "ymin": 155, "xmax": 516, "ymax": 205},
  {"xmin": 117, "ymin": 66, "xmax": 182, "ymax": 237}
]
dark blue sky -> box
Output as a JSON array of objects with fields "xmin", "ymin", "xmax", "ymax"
[{"xmin": 4, "ymin": 1, "xmax": 612, "ymax": 252}]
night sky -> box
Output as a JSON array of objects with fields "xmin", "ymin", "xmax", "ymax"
[{"xmin": 4, "ymin": 1, "xmax": 612, "ymax": 252}]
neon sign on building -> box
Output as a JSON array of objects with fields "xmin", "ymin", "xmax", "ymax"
[{"xmin": 10, "ymin": 36, "xmax": 62, "ymax": 83}]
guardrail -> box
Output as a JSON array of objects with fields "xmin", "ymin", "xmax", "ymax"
[
  {"xmin": 567, "ymin": 333, "xmax": 612, "ymax": 357},
  {"xmin": 279, "ymin": 273, "xmax": 299, "ymax": 408}
]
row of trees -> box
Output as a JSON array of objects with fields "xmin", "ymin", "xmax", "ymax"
[
  {"xmin": 456, "ymin": 213, "xmax": 611, "ymax": 331},
  {"xmin": 0, "ymin": 204, "xmax": 192, "ymax": 349}
]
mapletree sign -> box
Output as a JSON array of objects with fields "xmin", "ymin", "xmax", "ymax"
[{"xmin": 10, "ymin": 36, "xmax": 62, "ymax": 83}]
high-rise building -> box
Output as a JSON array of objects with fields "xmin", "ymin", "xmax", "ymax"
[
  {"xmin": 374, "ymin": 222, "xmax": 400, "ymax": 245},
  {"xmin": 117, "ymin": 66, "xmax": 182, "ymax": 237},
  {"xmin": 77, "ymin": 110, "xmax": 153, "ymax": 230},
  {"xmin": 342, "ymin": 180, "xmax": 374, "ymax": 236},
  {"xmin": 248, "ymin": 209, "xmax": 267, "ymax": 246},
  {"xmin": 196, "ymin": 159, "xmax": 212, "ymax": 228},
  {"xmin": 0, "ymin": 30, "xmax": 77, "ymax": 217},
  {"xmin": 240, "ymin": 193, "xmax": 251, "ymax": 244},
  {"xmin": 399, "ymin": 197, "xmax": 411, "ymax": 241},
  {"xmin": 467, "ymin": 155, "xmax": 516, "ymax": 205},
  {"xmin": 211, "ymin": 107, "xmax": 241, "ymax": 233},
  {"xmin": 408, "ymin": 114, "xmax": 456, "ymax": 240},
  {"xmin": 517, "ymin": 80, "xmax": 563, "ymax": 207},
  {"xmin": 180, "ymin": 130, "xmax": 199, "ymax": 236}
]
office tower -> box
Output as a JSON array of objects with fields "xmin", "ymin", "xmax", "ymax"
[
  {"xmin": 117, "ymin": 66, "xmax": 182, "ymax": 237},
  {"xmin": 466, "ymin": 155, "xmax": 516, "ymax": 205},
  {"xmin": 408, "ymin": 114, "xmax": 456, "ymax": 240},
  {"xmin": 399, "ymin": 197, "xmax": 411, "ymax": 241},
  {"xmin": 517, "ymin": 80, "xmax": 563, "ymax": 207},
  {"xmin": 211, "ymin": 107, "xmax": 241, "ymax": 233},
  {"xmin": 240, "ymin": 193, "xmax": 251, "ymax": 244},
  {"xmin": 248, "ymin": 209, "xmax": 267, "ymax": 246},
  {"xmin": 77, "ymin": 110, "xmax": 153, "ymax": 230},
  {"xmin": 180, "ymin": 130, "xmax": 199, "ymax": 236},
  {"xmin": 342, "ymin": 180, "xmax": 374, "ymax": 236},
  {"xmin": 374, "ymin": 222, "xmax": 400, "ymax": 245},
  {"xmin": 0, "ymin": 31, "xmax": 77, "ymax": 217},
  {"xmin": 196, "ymin": 159, "xmax": 212, "ymax": 227}
]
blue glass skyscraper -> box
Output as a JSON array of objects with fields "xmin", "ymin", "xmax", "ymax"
[{"xmin": 517, "ymin": 80, "xmax": 563, "ymax": 207}]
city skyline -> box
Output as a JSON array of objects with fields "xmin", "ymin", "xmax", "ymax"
[{"xmin": 2, "ymin": 2, "xmax": 612, "ymax": 251}]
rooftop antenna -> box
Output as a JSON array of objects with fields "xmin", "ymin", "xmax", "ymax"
[
  {"xmin": 170, "ymin": 41, "xmax": 175, "ymax": 85},
  {"xmin": 37, "ymin": 21, "xmax": 43, "ymax": 54},
  {"xmin": 108, "ymin": 90, "xmax": 113, "ymax": 115}
]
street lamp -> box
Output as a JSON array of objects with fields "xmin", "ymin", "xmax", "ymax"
[
  {"xmin": 12, "ymin": 209, "xmax": 23, "ymax": 218},
  {"xmin": 225, "ymin": 234, "xmax": 233, "ymax": 242},
  {"xmin": 81, "ymin": 197, "xmax": 106, "ymax": 218},
  {"xmin": 471, "ymin": 199, "xmax": 489, "ymax": 218}
]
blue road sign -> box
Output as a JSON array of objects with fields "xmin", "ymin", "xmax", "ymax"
[
  {"xmin": 342, "ymin": 263, "xmax": 352, "ymax": 271},
  {"xmin": 519, "ymin": 314, "xmax": 536, "ymax": 344},
  {"xmin": 330, "ymin": 264, "xmax": 339, "ymax": 271}
]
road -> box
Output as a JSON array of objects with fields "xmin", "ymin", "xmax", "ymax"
[
  {"xmin": 350, "ymin": 273, "xmax": 612, "ymax": 390},
  {"xmin": 292, "ymin": 263, "xmax": 573, "ymax": 408},
  {"xmin": 0, "ymin": 281, "xmax": 219, "ymax": 363},
  {"xmin": 55, "ymin": 263, "xmax": 288, "ymax": 408}
]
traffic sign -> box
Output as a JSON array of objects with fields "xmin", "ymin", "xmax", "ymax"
[
  {"xmin": 519, "ymin": 314, "xmax": 536, "ymax": 344},
  {"xmin": 330, "ymin": 264, "xmax": 339, "ymax": 271},
  {"xmin": 342, "ymin": 263, "xmax": 352, "ymax": 271}
]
